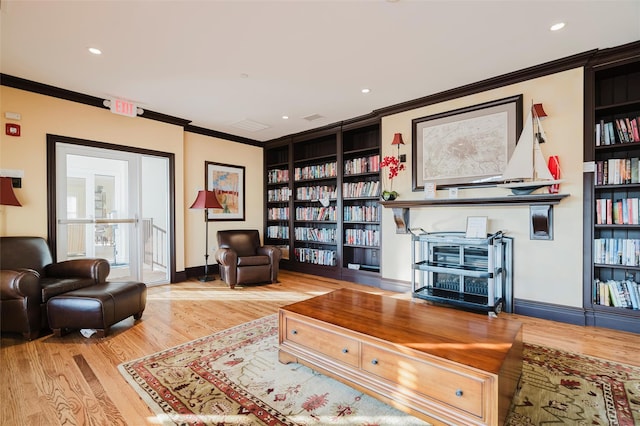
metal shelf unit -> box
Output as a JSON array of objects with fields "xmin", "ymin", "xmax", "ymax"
[{"xmin": 411, "ymin": 230, "xmax": 513, "ymax": 314}]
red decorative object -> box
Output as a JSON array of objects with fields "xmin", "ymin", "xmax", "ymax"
[
  {"xmin": 380, "ymin": 155, "xmax": 405, "ymax": 198},
  {"xmin": 548, "ymin": 156, "xmax": 560, "ymax": 194}
]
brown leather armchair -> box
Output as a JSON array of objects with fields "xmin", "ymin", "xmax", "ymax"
[
  {"xmin": 214, "ymin": 230, "xmax": 281, "ymax": 289},
  {"xmin": 0, "ymin": 236, "xmax": 110, "ymax": 340}
]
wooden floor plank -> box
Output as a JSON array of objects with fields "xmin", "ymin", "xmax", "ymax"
[{"xmin": 1, "ymin": 270, "xmax": 639, "ymax": 425}]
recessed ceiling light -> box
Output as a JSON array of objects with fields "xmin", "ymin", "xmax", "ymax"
[
  {"xmin": 88, "ymin": 47, "xmax": 102, "ymax": 55},
  {"xmin": 282, "ymin": 115, "xmax": 289, "ymax": 120},
  {"xmin": 550, "ymin": 22, "xmax": 565, "ymax": 31},
  {"xmin": 361, "ymin": 88, "xmax": 371, "ymax": 94}
]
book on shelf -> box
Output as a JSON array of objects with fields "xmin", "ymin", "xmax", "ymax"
[
  {"xmin": 594, "ymin": 278, "xmax": 640, "ymax": 309},
  {"xmin": 595, "ymin": 115, "xmax": 640, "ymax": 146}
]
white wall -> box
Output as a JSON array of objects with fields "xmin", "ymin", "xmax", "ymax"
[{"xmin": 380, "ymin": 68, "xmax": 584, "ymax": 307}]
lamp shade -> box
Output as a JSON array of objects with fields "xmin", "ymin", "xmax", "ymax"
[
  {"xmin": 189, "ymin": 190, "xmax": 222, "ymax": 209},
  {"xmin": 391, "ymin": 133, "xmax": 404, "ymax": 146},
  {"xmin": 0, "ymin": 177, "xmax": 21, "ymax": 206}
]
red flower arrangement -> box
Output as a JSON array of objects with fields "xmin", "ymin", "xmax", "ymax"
[{"xmin": 380, "ymin": 155, "xmax": 405, "ymax": 199}]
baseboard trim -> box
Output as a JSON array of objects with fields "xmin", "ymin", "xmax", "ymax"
[
  {"xmin": 185, "ymin": 265, "xmax": 220, "ymax": 280},
  {"xmin": 513, "ymin": 299, "xmax": 586, "ymax": 326}
]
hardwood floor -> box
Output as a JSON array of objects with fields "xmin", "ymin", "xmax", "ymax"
[{"xmin": 2, "ymin": 270, "xmax": 639, "ymax": 426}]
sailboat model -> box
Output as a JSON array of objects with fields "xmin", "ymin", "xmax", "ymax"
[{"xmin": 498, "ymin": 104, "xmax": 562, "ymax": 195}]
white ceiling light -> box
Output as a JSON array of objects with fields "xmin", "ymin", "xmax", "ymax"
[
  {"xmin": 361, "ymin": 88, "xmax": 371, "ymax": 94},
  {"xmin": 88, "ymin": 47, "xmax": 102, "ymax": 55},
  {"xmin": 282, "ymin": 115, "xmax": 289, "ymax": 120},
  {"xmin": 550, "ymin": 22, "xmax": 565, "ymax": 31}
]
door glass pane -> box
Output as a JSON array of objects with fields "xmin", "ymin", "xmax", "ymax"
[
  {"xmin": 141, "ymin": 156, "xmax": 169, "ymax": 284},
  {"xmin": 65, "ymin": 154, "xmax": 135, "ymax": 281}
]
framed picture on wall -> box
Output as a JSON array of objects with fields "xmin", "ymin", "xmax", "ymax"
[
  {"xmin": 205, "ymin": 161, "xmax": 245, "ymax": 221},
  {"xmin": 412, "ymin": 94, "xmax": 523, "ymax": 190}
]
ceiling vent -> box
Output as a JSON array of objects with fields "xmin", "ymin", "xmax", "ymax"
[
  {"xmin": 302, "ymin": 113, "xmax": 325, "ymax": 122},
  {"xmin": 230, "ymin": 119, "xmax": 270, "ymax": 132}
]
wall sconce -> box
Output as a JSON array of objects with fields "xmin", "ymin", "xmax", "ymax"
[
  {"xmin": 189, "ymin": 190, "xmax": 222, "ymax": 282},
  {"xmin": 532, "ymin": 103, "xmax": 547, "ymax": 119},
  {"xmin": 0, "ymin": 176, "xmax": 22, "ymax": 206},
  {"xmin": 391, "ymin": 133, "xmax": 406, "ymax": 162}
]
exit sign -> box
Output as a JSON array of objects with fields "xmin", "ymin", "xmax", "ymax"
[{"xmin": 109, "ymin": 98, "xmax": 138, "ymax": 117}]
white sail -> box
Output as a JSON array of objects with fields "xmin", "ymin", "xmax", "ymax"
[
  {"xmin": 498, "ymin": 107, "xmax": 562, "ymax": 194},
  {"xmin": 502, "ymin": 110, "xmax": 534, "ymax": 181}
]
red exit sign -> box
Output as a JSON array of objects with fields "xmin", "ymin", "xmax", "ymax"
[{"xmin": 109, "ymin": 98, "xmax": 138, "ymax": 117}]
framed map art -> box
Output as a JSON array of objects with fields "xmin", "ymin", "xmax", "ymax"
[{"xmin": 412, "ymin": 95, "xmax": 523, "ymax": 190}]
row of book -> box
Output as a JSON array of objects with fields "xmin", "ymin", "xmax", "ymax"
[
  {"xmin": 266, "ymin": 225, "xmax": 289, "ymax": 239},
  {"xmin": 267, "ymin": 207, "xmax": 289, "ymax": 220},
  {"xmin": 593, "ymin": 238, "xmax": 640, "ymax": 266},
  {"xmin": 344, "ymin": 205, "xmax": 379, "ymax": 222},
  {"xmin": 295, "ymin": 185, "xmax": 337, "ymax": 201},
  {"xmin": 294, "ymin": 227, "xmax": 336, "ymax": 243},
  {"xmin": 594, "ymin": 158, "xmax": 640, "ymax": 186},
  {"xmin": 342, "ymin": 181, "xmax": 380, "ymax": 198},
  {"xmin": 294, "ymin": 248, "xmax": 336, "ymax": 266},
  {"xmin": 344, "ymin": 229, "xmax": 380, "ymax": 247},
  {"xmin": 267, "ymin": 168, "xmax": 289, "ymax": 184},
  {"xmin": 294, "ymin": 162, "xmax": 337, "ymax": 181},
  {"xmin": 595, "ymin": 115, "xmax": 640, "ymax": 146},
  {"xmin": 267, "ymin": 187, "xmax": 290, "ymax": 202},
  {"xmin": 593, "ymin": 278, "xmax": 640, "ymax": 309},
  {"xmin": 344, "ymin": 155, "xmax": 380, "ymax": 175},
  {"xmin": 295, "ymin": 206, "xmax": 337, "ymax": 221},
  {"xmin": 595, "ymin": 197, "xmax": 640, "ymax": 225}
]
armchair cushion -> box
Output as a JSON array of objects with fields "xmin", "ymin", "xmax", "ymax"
[{"xmin": 237, "ymin": 255, "xmax": 270, "ymax": 267}]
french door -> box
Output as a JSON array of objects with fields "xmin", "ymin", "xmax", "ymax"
[{"xmin": 54, "ymin": 142, "xmax": 170, "ymax": 284}]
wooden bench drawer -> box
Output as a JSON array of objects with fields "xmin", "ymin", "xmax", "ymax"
[
  {"xmin": 283, "ymin": 317, "xmax": 360, "ymax": 367},
  {"xmin": 361, "ymin": 343, "xmax": 485, "ymax": 418}
]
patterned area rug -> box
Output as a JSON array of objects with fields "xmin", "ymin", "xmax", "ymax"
[{"xmin": 119, "ymin": 314, "xmax": 640, "ymax": 425}]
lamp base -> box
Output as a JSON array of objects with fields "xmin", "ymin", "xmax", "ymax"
[{"xmin": 198, "ymin": 275, "xmax": 215, "ymax": 282}]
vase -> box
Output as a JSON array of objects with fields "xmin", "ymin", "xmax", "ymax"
[{"xmin": 381, "ymin": 190, "xmax": 398, "ymax": 201}]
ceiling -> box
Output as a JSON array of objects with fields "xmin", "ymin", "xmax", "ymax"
[{"xmin": 1, "ymin": 1, "xmax": 639, "ymax": 143}]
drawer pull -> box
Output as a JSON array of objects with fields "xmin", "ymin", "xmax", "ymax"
[
  {"xmin": 455, "ymin": 389, "xmax": 463, "ymax": 397},
  {"xmin": 371, "ymin": 359, "xmax": 379, "ymax": 365},
  {"xmin": 291, "ymin": 329, "xmax": 298, "ymax": 335},
  {"xmin": 342, "ymin": 348, "xmax": 349, "ymax": 353}
]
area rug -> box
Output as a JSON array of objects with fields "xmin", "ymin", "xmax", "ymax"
[{"xmin": 119, "ymin": 314, "xmax": 640, "ymax": 425}]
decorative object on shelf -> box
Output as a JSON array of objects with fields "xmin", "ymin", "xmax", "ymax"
[
  {"xmin": 0, "ymin": 176, "xmax": 22, "ymax": 206},
  {"xmin": 548, "ymin": 155, "xmax": 561, "ymax": 194},
  {"xmin": 381, "ymin": 153, "xmax": 405, "ymax": 202},
  {"xmin": 412, "ymin": 95, "xmax": 522, "ymax": 190},
  {"xmin": 498, "ymin": 102, "xmax": 563, "ymax": 195},
  {"xmin": 381, "ymin": 190, "xmax": 398, "ymax": 201},
  {"xmin": 189, "ymin": 190, "xmax": 223, "ymax": 282},
  {"xmin": 206, "ymin": 161, "xmax": 245, "ymax": 221}
]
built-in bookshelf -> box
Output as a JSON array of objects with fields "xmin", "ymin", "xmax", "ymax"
[
  {"xmin": 263, "ymin": 121, "xmax": 382, "ymax": 286},
  {"xmin": 585, "ymin": 48, "xmax": 640, "ymax": 333},
  {"xmin": 341, "ymin": 123, "xmax": 381, "ymax": 280},
  {"xmin": 265, "ymin": 140, "xmax": 291, "ymax": 260},
  {"xmin": 292, "ymin": 131, "xmax": 339, "ymax": 270}
]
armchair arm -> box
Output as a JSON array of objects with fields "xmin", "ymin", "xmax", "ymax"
[
  {"xmin": 257, "ymin": 245, "xmax": 282, "ymax": 263},
  {"xmin": 257, "ymin": 245, "xmax": 282, "ymax": 283},
  {"xmin": 214, "ymin": 248, "xmax": 237, "ymax": 266},
  {"xmin": 44, "ymin": 258, "xmax": 110, "ymax": 284},
  {"xmin": 1, "ymin": 269, "xmax": 41, "ymax": 301},
  {"xmin": 215, "ymin": 248, "xmax": 238, "ymax": 287}
]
